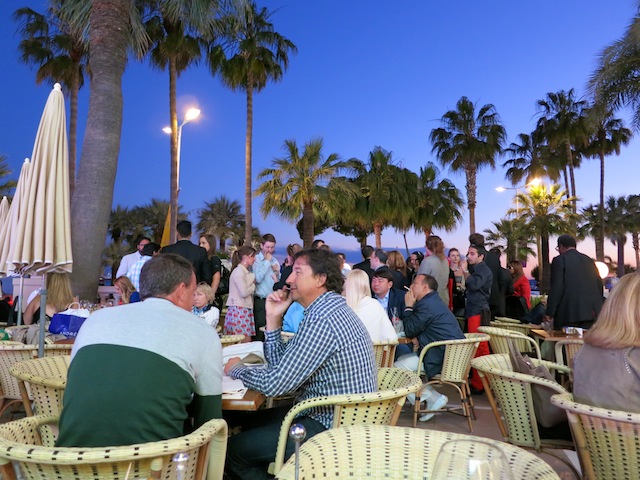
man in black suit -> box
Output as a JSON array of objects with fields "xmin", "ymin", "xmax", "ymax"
[
  {"xmin": 161, "ymin": 220, "xmax": 212, "ymax": 284},
  {"xmin": 353, "ymin": 245, "xmax": 374, "ymax": 280},
  {"xmin": 469, "ymin": 233, "xmax": 509, "ymax": 318},
  {"xmin": 544, "ymin": 234, "xmax": 603, "ymax": 330},
  {"xmin": 371, "ymin": 269, "xmax": 405, "ymax": 320}
]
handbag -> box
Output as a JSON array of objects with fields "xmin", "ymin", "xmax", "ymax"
[
  {"xmin": 49, "ymin": 302, "xmax": 90, "ymax": 338},
  {"xmin": 507, "ymin": 338, "xmax": 566, "ymax": 428}
]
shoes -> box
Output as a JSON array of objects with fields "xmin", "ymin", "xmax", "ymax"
[
  {"xmin": 470, "ymin": 387, "xmax": 484, "ymax": 396},
  {"xmin": 419, "ymin": 394, "xmax": 448, "ymax": 422}
]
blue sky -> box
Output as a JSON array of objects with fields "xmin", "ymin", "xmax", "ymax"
[{"xmin": 1, "ymin": 1, "xmax": 639, "ymax": 263}]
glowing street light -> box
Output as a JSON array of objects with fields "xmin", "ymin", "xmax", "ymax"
[
  {"xmin": 495, "ymin": 178, "xmax": 541, "ymax": 214},
  {"xmin": 163, "ymin": 107, "xmax": 201, "ymax": 242}
]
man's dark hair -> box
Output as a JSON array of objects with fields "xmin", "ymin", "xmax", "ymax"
[
  {"xmin": 416, "ymin": 273, "xmax": 438, "ymax": 292},
  {"xmin": 361, "ymin": 245, "xmax": 374, "ymax": 259},
  {"xmin": 490, "ymin": 247, "xmax": 502, "ymax": 257},
  {"xmin": 261, "ymin": 233, "xmax": 276, "ymax": 244},
  {"xmin": 139, "ymin": 254, "xmax": 194, "ymax": 300},
  {"xmin": 557, "ymin": 234, "xmax": 577, "ymax": 249},
  {"xmin": 135, "ymin": 235, "xmax": 151, "ymax": 248},
  {"xmin": 311, "ymin": 239, "xmax": 325, "ymax": 249},
  {"xmin": 372, "ymin": 268, "xmax": 394, "ymax": 283},
  {"xmin": 176, "ymin": 220, "xmax": 192, "ymax": 238},
  {"xmin": 468, "ymin": 233, "xmax": 485, "ymax": 246},
  {"xmin": 373, "ymin": 249, "xmax": 388, "ymax": 264},
  {"xmin": 293, "ymin": 249, "xmax": 343, "ymax": 294},
  {"xmin": 141, "ymin": 242, "xmax": 160, "ymax": 257},
  {"xmin": 469, "ymin": 244, "xmax": 487, "ymax": 258}
]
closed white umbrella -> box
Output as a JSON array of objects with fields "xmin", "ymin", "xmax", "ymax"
[
  {"xmin": 0, "ymin": 159, "xmax": 31, "ymax": 276},
  {"xmin": 8, "ymin": 84, "xmax": 73, "ymax": 355}
]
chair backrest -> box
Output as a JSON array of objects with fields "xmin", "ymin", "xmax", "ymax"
[
  {"xmin": 275, "ymin": 424, "xmax": 560, "ymax": 480},
  {"xmin": 554, "ymin": 339, "xmax": 583, "ymax": 369},
  {"xmin": 418, "ymin": 333, "xmax": 489, "ymax": 382},
  {"xmin": 470, "ymin": 353, "xmax": 568, "ymax": 450},
  {"xmin": 0, "ymin": 415, "xmax": 228, "ymax": 480},
  {"xmin": 272, "ymin": 367, "xmax": 422, "ymax": 473},
  {"xmin": 372, "ymin": 340, "xmax": 398, "ymax": 368},
  {"xmin": 220, "ymin": 334, "xmax": 244, "ymax": 346},
  {"xmin": 0, "ymin": 345, "xmax": 39, "ymax": 403},
  {"xmin": 9, "ymin": 355, "xmax": 70, "ymax": 416},
  {"xmin": 490, "ymin": 320, "xmax": 537, "ymax": 337},
  {"xmin": 551, "ymin": 393, "xmax": 640, "ymax": 480},
  {"xmin": 494, "ymin": 316, "xmax": 523, "ymax": 324},
  {"xmin": 478, "ymin": 326, "xmax": 542, "ymax": 359}
]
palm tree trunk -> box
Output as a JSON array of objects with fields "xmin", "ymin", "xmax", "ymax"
[
  {"xmin": 422, "ymin": 226, "xmax": 432, "ymax": 245},
  {"xmin": 70, "ymin": 0, "xmax": 129, "ymax": 300},
  {"xmin": 540, "ymin": 231, "xmax": 551, "ymax": 293},
  {"xmin": 374, "ymin": 222, "xmax": 382, "ymax": 249},
  {"xmin": 565, "ymin": 140, "xmax": 577, "ymax": 212},
  {"xmin": 562, "ymin": 167, "xmax": 570, "ymax": 201},
  {"xmin": 244, "ymin": 84, "xmax": 253, "ymax": 246},
  {"xmin": 302, "ymin": 202, "xmax": 314, "ymax": 248},
  {"xmin": 633, "ymin": 232, "xmax": 640, "ymax": 270},
  {"xmin": 617, "ymin": 237, "xmax": 626, "ymax": 278},
  {"xmin": 465, "ymin": 165, "xmax": 477, "ymax": 235},
  {"xmin": 69, "ymin": 65, "xmax": 79, "ymax": 197},
  {"xmin": 597, "ymin": 149, "xmax": 606, "ymax": 261},
  {"xmin": 169, "ymin": 56, "xmax": 179, "ymax": 244},
  {"xmin": 535, "ymin": 233, "xmax": 542, "ymax": 290}
]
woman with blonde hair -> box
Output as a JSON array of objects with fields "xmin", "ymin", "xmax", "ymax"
[
  {"xmin": 114, "ymin": 276, "xmax": 140, "ymax": 304},
  {"xmin": 344, "ymin": 269, "xmax": 397, "ymax": 342},
  {"xmin": 192, "ymin": 282, "xmax": 220, "ymax": 328},
  {"xmin": 23, "ymin": 273, "xmax": 75, "ymax": 324},
  {"xmin": 418, "ymin": 236, "xmax": 450, "ymax": 306},
  {"xmin": 573, "ymin": 273, "xmax": 640, "ymax": 412},
  {"xmin": 225, "ymin": 246, "xmax": 256, "ymax": 342}
]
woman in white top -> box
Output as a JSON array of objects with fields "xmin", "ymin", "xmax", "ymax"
[{"xmin": 344, "ymin": 269, "xmax": 398, "ymax": 342}]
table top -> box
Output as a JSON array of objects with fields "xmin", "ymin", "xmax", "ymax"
[
  {"xmin": 531, "ymin": 329, "xmax": 584, "ymax": 342},
  {"xmin": 222, "ymin": 389, "xmax": 266, "ymax": 411}
]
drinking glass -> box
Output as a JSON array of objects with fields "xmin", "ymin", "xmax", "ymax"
[{"xmin": 431, "ymin": 439, "xmax": 514, "ymax": 480}]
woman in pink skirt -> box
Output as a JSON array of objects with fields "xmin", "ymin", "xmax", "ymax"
[{"xmin": 225, "ymin": 245, "xmax": 257, "ymax": 342}]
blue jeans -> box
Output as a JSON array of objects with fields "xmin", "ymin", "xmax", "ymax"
[{"xmin": 225, "ymin": 406, "xmax": 326, "ymax": 479}]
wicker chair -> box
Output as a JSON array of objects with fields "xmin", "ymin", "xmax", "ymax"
[
  {"xmin": 219, "ymin": 334, "xmax": 245, "ymax": 346},
  {"xmin": 413, "ymin": 332, "xmax": 489, "ymax": 432},
  {"xmin": 491, "ymin": 320, "xmax": 538, "ymax": 336},
  {"xmin": 10, "ymin": 355, "xmax": 69, "ymax": 417},
  {"xmin": 372, "ymin": 339, "xmax": 398, "ymax": 367},
  {"xmin": 494, "ymin": 316, "xmax": 524, "ymax": 324},
  {"xmin": 270, "ymin": 367, "xmax": 422, "ymax": 475},
  {"xmin": 0, "ymin": 414, "xmax": 228, "ymax": 480},
  {"xmin": 471, "ymin": 353, "xmax": 578, "ymax": 476},
  {"xmin": 275, "ymin": 424, "xmax": 560, "ymax": 479},
  {"xmin": 554, "ymin": 339, "xmax": 583, "ymax": 389},
  {"xmin": 551, "ymin": 393, "xmax": 640, "ymax": 480},
  {"xmin": 478, "ymin": 326, "xmax": 541, "ymax": 359}
]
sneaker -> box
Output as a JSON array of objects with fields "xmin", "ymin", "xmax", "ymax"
[{"xmin": 419, "ymin": 394, "xmax": 448, "ymax": 422}]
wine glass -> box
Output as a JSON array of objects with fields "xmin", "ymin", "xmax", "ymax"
[{"xmin": 431, "ymin": 439, "xmax": 514, "ymax": 480}]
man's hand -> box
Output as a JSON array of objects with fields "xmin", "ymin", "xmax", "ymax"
[
  {"xmin": 265, "ymin": 289, "xmax": 293, "ymax": 330},
  {"xmin": 404, "ymin": 289, "xmax": 416, "ymax": 308},
  {"xmin": 224, "ymin": 357, "xmax": 243, "ymax": 375},
  {"xmin": 264, "ymin": 252, "xmax": 272, "ymax": 262}
]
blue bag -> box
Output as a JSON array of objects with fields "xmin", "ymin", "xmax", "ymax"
[{"xmin": 49, "ymin": 303, "xmax": 90, "ymax": 338}]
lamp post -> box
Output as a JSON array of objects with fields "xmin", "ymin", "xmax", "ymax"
[
  {"xmin": 495, "ymin": 178, "xmax": 541, "ymax": 214},
  {"xmin": 163, "ymin": 107, "xmax": 201, "ymax": 243}
]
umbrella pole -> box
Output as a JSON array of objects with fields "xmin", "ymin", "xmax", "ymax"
[
  {"xmin": 38, "ymin": 275, "xmax": 46, "ymax": 358},
  {"xmin": 17, "ymin": 275, "xmax": 24, "ymax": 326}
]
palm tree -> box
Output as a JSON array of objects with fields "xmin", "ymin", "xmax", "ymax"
[
  {"xmin": 410, "ymin": 162, "xmax": 464, "ymax": 242},
  {"xmin": 352, "ymin": 147, "xmax": 412, "ymax": 248},
  {"xmin": 604, "ymin": 195, "xmax": 638, "ymax": 278},
  {"xmin": 503, "ymin": 130, "xmax": 561, "ymax": 186},
  {"xmin": 197, "ymin": 195, "xmax": 244, "ymax": 251},
  {"xmin": 209, "ymin": 2, "xmax": 297, "ymax": 245},
  {"xmin": 430, "ymin": 96, "xmax": 506, "ymax": 235},
  {"xmin": 255, "ymin": 138, "xmax": 355, "ymax": 248},
  {"xmin": 14, "ymin": 4, "xmax": 87, "ymax": 196},
  {"xmin": 59, "ymin": 0, "xmax": 219, "ymax": 299},
  {"xmin": 579, "ymin": 203, "xmax": 605, "ymax": 261},
  {"xmin": 582, "ymin": 105, "xmax": 632, "ymax": 261},
  {"xmin": 484, "ymin": 218, "xmax": 535, "ymax": 263},
  {"xmin": 536, "ymin": 89, "xmax": 589, "ymax": 211},
  {"xmin": 144, "ymin": 5, "xmax": 211, "ymax": 243},
  {"xmin": 510, "ymin": 184, "xmax": 578, "ymax": 293},
  {"xmin": 0, "ymin": 155, "xmax": 16, "ymax": 199}
]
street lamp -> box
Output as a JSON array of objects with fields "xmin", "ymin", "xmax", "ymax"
[
  {"xmin": 163, "ymin": 107, "xmax": 201, "ymax": 242},
  {"xmin": 495, "ymin": 178, "xmax": 541, "ymax": 214}
]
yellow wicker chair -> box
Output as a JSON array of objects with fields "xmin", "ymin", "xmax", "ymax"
[
  {"xmin": 372, "ymin": 339, "xmax": 398, "ymax": 367},
  {"xmin": 220, "ymin": 334, "xmax": 245, "ymax": 346},
  {"xmin": 276, "ymin": 424, "xmax": 560, "ymax": 479},
  {"xmin": 471, "ymin": 353, "xmax": 578, "ymax": 476},
  {"xmin": 494, "ymin": 316, "xmax": 524, "ymax": 324},
  {"xmin": 491, "ymin": 320, "xmax": 538, "ymax": 336},
  {"xmin": 413, "ymin": 332, "xmax": 489, "ymax": 432},
  {"xmin": 270, "ymin": 367, "xmax": 422, "ymax": 475},
  {"xmin": 478, "ymin": 326, "xmax": 542, "ymax": 359},
  {"xmin": 554, "ymin": 339, "xmax": 583, "ymax": 389},
  {"xmin": 0, "ymin": 414, "xmax": 228, "ymax": 480},
  {"xmin": 551, "ymin": 393, "xmax": 640, "ymax": 480},
  {"xmin": 10, "ymin": 355, "xmax": 69, "ymax": 417},
  {"xmin": 0, "ymin": 345, "xmax": 40, "ymax": 417}
]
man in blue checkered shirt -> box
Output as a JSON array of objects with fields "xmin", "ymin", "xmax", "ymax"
[{"xmin": 224, "ymin": 249, "xmax": 377, "ymax": 479}]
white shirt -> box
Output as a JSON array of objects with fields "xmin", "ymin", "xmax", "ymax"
[
  {"xmin": 354, "ymin": 296, "xmax": 398, "ymax": 343},
  {"xmin": 116, "ymin": 251, "xmax": 143, "ymax": 278}
]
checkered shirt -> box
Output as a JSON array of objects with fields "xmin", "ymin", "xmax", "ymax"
[{"xmin": 126, "ymin": 256, "xmax": 152, "ymax": 291}]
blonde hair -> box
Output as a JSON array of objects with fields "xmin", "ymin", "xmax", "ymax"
[
  {"xmin": 387, "ymin": 250, "xmax": 407, "ymax": 278},
  {"xmin": 195, "ymin": 282, "xmax": 215, "ymax": 304},
  {"xmin": 344, "ymin": 269, "xmax": 372, "ymax": 310},
  {"xmin": 46, "ymin": 273, "xmax": 74, "ymax": 311},
  {"xmin": 585, "ymin": 273, "xmax": 640, "ymax": 348},
  {"xmin": 115, "ymin": 276, "xmax": 137, "ymax": 304}
]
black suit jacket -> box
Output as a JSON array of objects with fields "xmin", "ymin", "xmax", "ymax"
[
  {"xmin": 375, "ymin": 287, "xmax": 406, "ymax": 320},
  {"xmin": 161, "ymin": 240, "xmax": 212, "ymax": 284},
  {"xmin": 546, "ymin": 249, "xmax": 603, "ymax": 329},
  {"xmin": 353, "ymin": 259, "xmax": 374, "ymax": 281}
]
